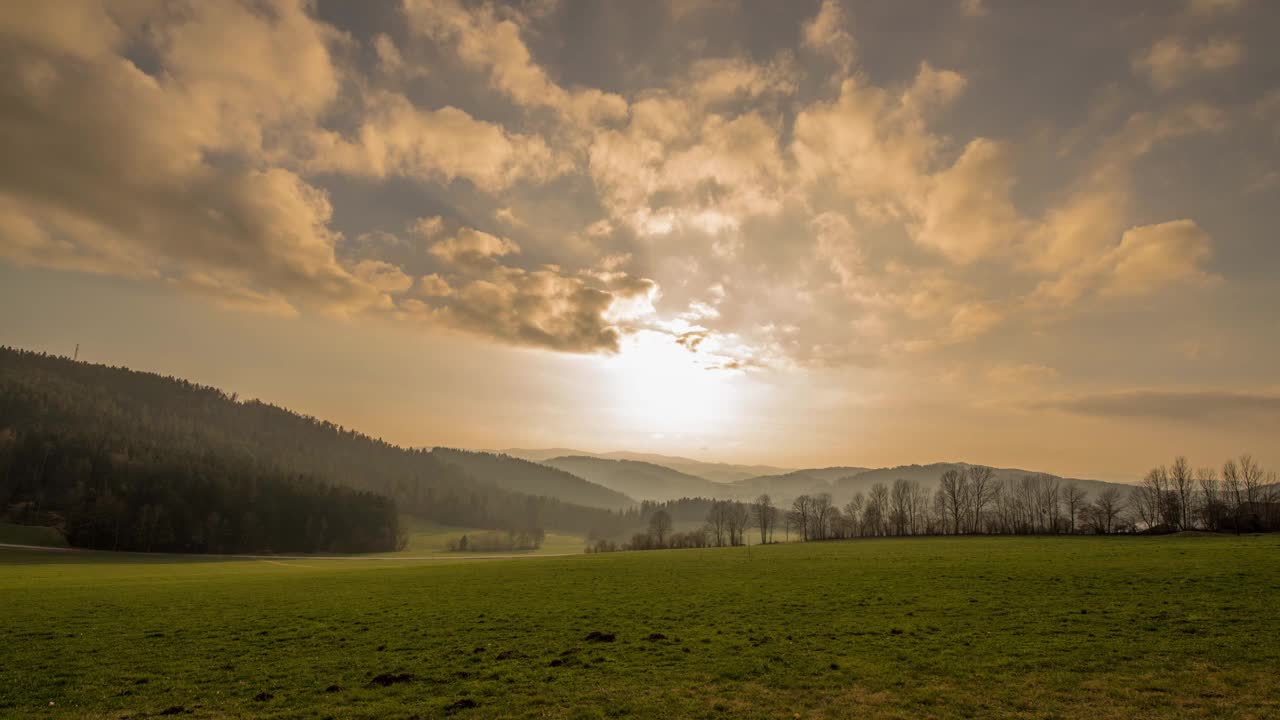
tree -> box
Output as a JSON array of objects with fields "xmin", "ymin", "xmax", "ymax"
[
  {"xmin": 889, "ymin": 479, "xmax": 912, "ymax": 536},
  {"xmin": 866, "ymin": 483, "xmax": 889, "ymax": 536},
  {"xmin": 1136, "ymin": 466, "xmax": 1171, "ymax": 530},
  {"xmin": 726, "ymin": 502, "xmax": 752, "ymax": 546},
  {"xmin": 1240, "ymin": 454, "xmax": 1264, "ymax": 505},
  {"xmin": 811, "ymin": 493, "xmax": 833, "ymax": 540},
  {"xmin": 648, "ymin": 509, "xmax": 672, "ymax": 547},
  {"xmin": 752, "ymin": 494, "xmax": 776, "ymax": 544},
  {"xmin": 1195, "ymin": 467, "xmax": 1221, "ymax": 531},
  {"xmin": 939, "ymin": 468, "xmax": 968, "ymax": 535},
  {"xmin": 1170, "ymin": 456, "xmax": 1194, "ymax": 530},
  {"xmin": 1063, "ymin": 482, "xmax": 1087, "ymax": 534},
  {"xmin": 1223, "ymin": 459, "xmax": 1243, "ymax": 534},
  {"xmin": 966, "ymin": 465, "xmax": 996, "ymax": 533},
  {"xmin": 790, "ymin": 495, "xmax": 813, "ymax": 540},
  {"xmin": 707, "ymin": 502, "xmax": 730, "ymax": 546},
  {"xmin": 843, "ymin": 493, "xmax": 864, "ymax": 537},
  {"xmin": 1093, "ymin": 486, "xmax": 1123, "ymax": 534}
]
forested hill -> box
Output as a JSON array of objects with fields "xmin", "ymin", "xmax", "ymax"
[
  {"xmin": 430, "ymin": 449, "xmax": 634, "ymax": 509},
  {"xmin": 0, "ymin": 348, "xmax": 631, "ymax": 552},
  {"xmin": 542, "ymin": 455, "xmax": 727, "ymax": 502}
]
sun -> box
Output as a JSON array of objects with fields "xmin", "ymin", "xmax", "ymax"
[{"xmin": 601, "ymin": 331, "xmax": 744, "ymax": 435}]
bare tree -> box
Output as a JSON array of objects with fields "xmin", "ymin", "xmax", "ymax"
[
  {"xmin": 890, "ymin": 479, "xmax": 911, "ymax": 536},
  {"xmin": 790, "ymin": 495, "xmax": 813, "ymax": 541},
  {"xmin": 753, "ymin": 494, "xmax": 775, "ymax": 544},
  {"xmin": 1092, "ymin": 486, "xmax": 1123, "ymax": 534},
  {"xmin": 1240, "ymin": 454, "xmax": 1264, "ymax": 506},
  {"xmin": 1063, "ymin": 482, "xmax": 1087, "ymax": 534},
  {"xmin": 1196, "ymin": 467, "xmax": 1221, "ymax": 531},
  {"xmin": 930, "ymin": 487, "xmax": 949, "ymax": 535},
  {"xmin": 811, "ymin": 493, "xmax": 834, "ymax": 540},
  {"xmin": 967, "ymin": 465, "xmax": 996, "ymax": 533},
  {"xmin": 1170, "ymin": 456, "xmax": 1194, "ymax": 530},
  {"xmin": 726, "ymin": 501, "xmax": 752, "ymax": 546},
  {"xmin": 1223, "ymin": 459, "xmax": 1243, "ymax": 534},
  {"xmin": 866, "ymin": 484, "xmax": 889, "ymax": 536},
  {"xmin": 843, "ymin": 493, "xmax": 864, "ymax": 537},
  {"xmin": 1136, "ymin": 466, "xmax": 1171, "ymax": 530},
  {"xmin": 907, "ymin": 480, "xmax": 930, "ymax": 535},
  {"xmin": 939, "ymin": 468, "xmax": 967, "ymax": 534},
  {"xmin": 648, "ymin": 509, "xmax": 672, "ymax": 546},
  {"xmin": 707, "ymin": 502, "xmax": 729, "ymax": 547},
  {"xmin": 1030, "ymin": 474, "xmax": 1060, "ymax": 533}
]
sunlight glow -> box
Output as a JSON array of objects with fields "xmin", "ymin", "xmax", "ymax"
[{"xmin": 601, "ymin": 330, "xmax": 745, "ymax": 435}]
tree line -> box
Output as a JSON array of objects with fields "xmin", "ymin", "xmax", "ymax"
[
  {"xmin": 596, "ymin": 458, "xmax": 1277, "ymax": 552},
  {"xmin": 446, "ymin": 528, "xmax": 545, "ymax": 552}
]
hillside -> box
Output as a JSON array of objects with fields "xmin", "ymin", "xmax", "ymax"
[
  {"xmin": 0, "ymin": 348, "xmax": 634, "ymax": 550},
  {"xmin": 542, "ymin": 456, "xmax": 727, "ymax": 502},
  {"xmin": 836, "ymin": 463, "xmax": 1129, "ymax": 500},
  {"xmin": 502, "ymin": 448, "xmax": 792, "ymax": 483},
  {"xmin": 431, "ymin": 449, "xmax": 634, "ymax": 510}
]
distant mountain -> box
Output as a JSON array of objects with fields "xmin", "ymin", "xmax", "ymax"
[
  {"xmin": 730, "ymin": 467, "xmax": 870, "ymax": 503},
  {"xmin": 431, "ymin": 448, "xmax": 636, "ymax": 510},
  {"xmin": 498, "ymin": 448, "xmax": 1134, "ymax": 506},
  {"xmin": 498, "ymin": 448, "xmax": 587, "ymax": 463},
  {"xmin": 542, "ymin": 456, "xmax": 728, "ymax": 501},
  {"xmin": 835, "ymin": 463, "xmax": 1129, "ymax": 500},
  {"xmin": 499, "ymin": 448, "xmax": 793, "ymax": 484}
]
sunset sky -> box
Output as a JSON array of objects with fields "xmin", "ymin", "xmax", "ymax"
[{"xmin": 2, "ymin": 0, "xmax": 1277, "ymax": 481}]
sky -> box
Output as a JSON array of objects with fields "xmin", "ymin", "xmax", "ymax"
[{"xmin": 1, "ymin": 0, "xmax": 1278, "ymax": 481}]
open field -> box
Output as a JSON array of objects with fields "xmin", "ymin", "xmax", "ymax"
[
  {"xmin": 385, "ymin": 519, "xmax": 586, "ymax": 557},
  {"xmin": 2, "ymin": 535, "xmax": 1279, "ymax": 719},
  {"xmin": 0, "ymin": 522, "xmax": 69, "ymax": 548}
]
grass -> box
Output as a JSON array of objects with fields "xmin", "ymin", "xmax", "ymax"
[
  {"xmin": 2, "ymin": 535, "xmax": 1278, "ymax": 719},
  {"xmin": 0, "ymin": 522, "xmax": 69, "ymax": 548},
  {"xmin": 385, "ymin": 518, "xmax": 586, "ymax": 557}
]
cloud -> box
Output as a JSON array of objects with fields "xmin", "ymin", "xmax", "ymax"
[
  {"xmin": 988, "ymin": 364, "xmax": 1060, "ymax": 386},
  {"xmin": 303, "ymin": 92, "xmax": 562, "ymax": 191},
  {"xmin": 687, "ymin": 56, "xmax": 799, "ymax": 106},
  {"xmin": 409, "ymin": 216, "xmax": 446, "ymax": 240},
  {"xmin": 915, "ymin": 139, "xmax": 1023, "ymax": 264},
  {"xmin": 403, "ymin": 0, "xmax": 626, "ymax": 128},
  {"xmin": 1025, "ymin": 104, "xmax": 1226, "ymax": 303},
  {"xmin": 812, "ymin": 212, "xmax": 862, "ymax": 289},
  {"xmin": 1185, "ymin": 0, "xmax": 1247, "ymax": 16},
  {"xmin": 429, "ymin": 228, "xmax": 522, "ymax": 264},
  {"xmin": 802, "ymin": 0, "xmax": 856, "ymax": 72},
  {"xmin": 0, "ymin": 0, "xmax": 1258, "ymax": 373},
  {"xmin": 588, "ymin": 99, "xmax": 788, "ymax": 238},
  {"xmin": 416, "ymin": 273, "xmax": 454, "ymax": 297},
  {"xmin": 401, "ymin": 264, "xmax": 657, "ymax": 353},
  {"xmin": 1039, "ymin": 390, "xmax": 1280, "ymax": 423},
  {"xmin": 353, "ymin": 259, "xmax": 414, "ymax": 294},
  {"xmin": 1134, "ymin": 36, "xmax": 1243, "ymax": 91},
  {"xmin": 0, "ymin": 1, "xmax": 394, "ymax": 317},
  {"xmin": 792, "ymin": 64, "xmax": 963, "ymax": 214},
  {"xmin": 1034, "ymin": 220, "xmax": 1217, "ymax": 304},
  {"xmin": 948, "ymin": 302, "xmax": 1004, "ymax": 341},
  {"xmin": 1100, "ymin": 220, "xmax": 1216, "ymax": 296}
]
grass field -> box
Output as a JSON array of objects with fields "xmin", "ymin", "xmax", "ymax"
[
  {"xmin": 0, "ymin": 521, "xmax": 69, "ymax": 548},
  {"xmin": 2, "ymin": 535, "xmax": 1279, "ymax": 719},
  {"xmin": 386, "ymin": 519, "xmax": 586, "ymax": 557}
]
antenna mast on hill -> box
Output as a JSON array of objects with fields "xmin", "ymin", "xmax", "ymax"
[{"xmin": 73, "ymin": 343, "xmax": 79, "ymax": 361}]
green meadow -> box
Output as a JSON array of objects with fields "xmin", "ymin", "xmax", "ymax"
[
  {"xmin": 3, "ymin": 535, "xmax": 1279, "ymax": 720},
  {"xmin": 381, "ymin": 519, "xmax": 587, "ymax": 558}
]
